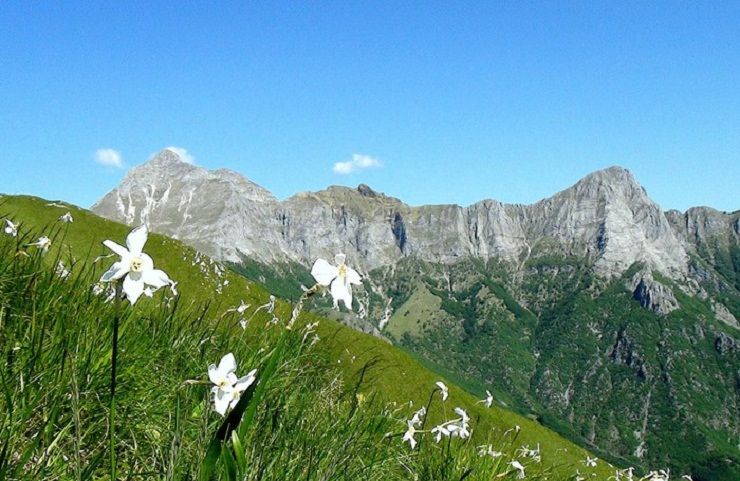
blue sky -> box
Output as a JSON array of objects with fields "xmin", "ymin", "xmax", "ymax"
[{"xmin": 1, "ymin": 2, "xmax": 738, "ymax": 212}]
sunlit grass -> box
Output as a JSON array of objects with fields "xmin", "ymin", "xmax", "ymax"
[{"xmin": 0, "ymin": 195, "xmax": 618, "ymax": 480}]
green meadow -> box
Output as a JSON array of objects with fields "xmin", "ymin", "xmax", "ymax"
[{"xmin": 0, "ymin": 195, "xmax": 617, "ymax": 480}]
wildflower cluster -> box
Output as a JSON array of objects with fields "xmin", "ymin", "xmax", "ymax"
[{"xmin": 208, "ymin": 353, "xmax": 257, "ymax": 416}]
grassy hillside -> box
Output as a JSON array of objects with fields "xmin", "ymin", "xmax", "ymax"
[{"xmin": 0, "ymin": 195, "xmax": 614, "ymax": 480}]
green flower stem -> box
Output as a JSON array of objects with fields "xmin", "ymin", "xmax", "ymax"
[{"xmin": 110, "ymin": 280, "xmax": 123, "ymax": 481}]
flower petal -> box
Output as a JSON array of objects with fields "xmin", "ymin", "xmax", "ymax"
[
  {"xmin": 233, "ymin": 369, "xmax": 257, "ymax": 393},
  {"xmin": 217, "ymin": 353, "xmax": 237, "ymax": 377},
  {"xmin": 330, "ymin": 278, "xmax": 353, "ymax": 311},
  {"xmin": 103, "ymin": 240, "xmax": 129, "ymax": 258},
  {"xmin": 208, "ymin": 364, "xmax": 221, "ymax": 385},
  {"xmin": 346, "ymin": 267, "xmax": 362, "ymax": 285},
  {"xmin": 123, "ymin": 275, "xmax": 144, "ymax": 304},
  {"xmin": 126, "ymin": 225, "xmax": 148, "ymax": 255},
  {"xmin": 311, "ymin": 258, "xmax": 338, "ymax": 286},
  {"xmin": 142, "ymin": 268, "xmax": 171, "ymax": 288},
  {"xmin": 100, "ymin": 262, "xmax": 129, "ymax": 282},
  {"xmin": 213, "ymin": 388, "xmax": 232, "ymax": 416},
  {"xmin": 139, "ymin": 253, "xmax": 154, "ymax": 271}
]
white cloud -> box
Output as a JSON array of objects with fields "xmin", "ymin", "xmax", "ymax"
[
  {"xmin": 164, "ymin": 146, "xmax": 195, "ymax": 164},
  {"xmin": 333, "ymin": 154, "xmax": 382, "ymax": 175},
  {"xmin": 94, "ymin": 148, "xmax": 124, "ymax": 168}
]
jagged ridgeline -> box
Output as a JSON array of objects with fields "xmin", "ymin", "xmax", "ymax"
[
  {"xmin": 1, "ymin": 195, "xmax": 615, "ymax": 480},
  {"xmin": 92, "ymin": 149, "xmax": 739, "ymax": 480}
]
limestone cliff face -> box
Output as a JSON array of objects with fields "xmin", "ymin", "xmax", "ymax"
[
  {"xmin": 93, "ymin": 150, "xmax": 691, "ymax": 280},
  {"xmin": 665, "ymin": 206, "xmax": 740, "ymax": 250}
]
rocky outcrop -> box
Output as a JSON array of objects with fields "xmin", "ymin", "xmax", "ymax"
[
  {"xmin": 712, "ymin": 301, "xmax": 740, "ymax": 328},
  {"xmin": 628, "ymin": 271, "xmax": 679, "ymax": 315},
  {"xmin": 93, "ymin": 151, "xmax": 691, "ymax": 280},
  {"xmin": 666, "ymin": 207, "xmax": 740, "ymax": 246}
]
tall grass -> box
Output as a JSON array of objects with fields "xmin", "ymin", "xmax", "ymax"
[{"xmin": 0, "ymin": 225, "xmax": 597, "ymax": 480}]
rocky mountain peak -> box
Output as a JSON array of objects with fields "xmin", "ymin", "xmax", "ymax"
[
  {"xmin": 357, "ymin": 183, "xmax": 378, "ymax": 198},
  {"xmin": 93, "ymin": 161, "xmax": 700, "ymax": 280},
  {"xmin": 150, "ymin": 148, "xmax": 189, "ymax": 165},
  {"xmin": 564, "ymin": 166, "xmax": 646, "ymax": 203}
]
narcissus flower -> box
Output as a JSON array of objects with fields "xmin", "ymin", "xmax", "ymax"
[
  {"xmin": 208, "ymin": 352, "xmax": 257, "ymax": 416},
  {"xmin": 59, "ymin": 212, "xmax": 73, "ymax": 223},
  {"xmin": 435, "ymin": 381, "xmax": 449, "ymax": 401},
  {"xmin": 402, "ymin": 421, "xmax": 418, "ymax": 449},
  {"xmin": 431, "ymin": 424, "xmax": 449, "ymax": 443},
  {"xmin": 430, "ymin": 407, "xmax": 470, "ymax": 442},
  {"xmin": 55, "ymin": 261, "xmax": 70, "ymax": 280},
  {"xmin": 446, "ymin": 407, "xmax": 471, "ymax": 439},
  {"xmin": 509, "ymin": 460, "xmax": 526, "ymax": 479},
  {"xmin": 4, "ymin": 219, "xmax": 17, "ymax": 237},
  {"xmin": 519, "ymin": 444, "xmax": 541, "ymax": 462},
  {"xmin": 484, "ymin": 390, "xmax": 494, "ymax": 407},
  {"xmin": 478, "ymin": 445, "xmax": 503, "ymax": 458},
  {"xmin": 224, "ymin": 369, "xmax": 257, "ymax": 412},
  {"xmin": 584, "ymin": 456, "xmax": 597, "ymax": 468},
  {"xmin": 99, "ymin": 225, "xmax": 172, "ymax": 305},
  {"xmin": 409, "ymin": 406, "xmax": 426, "ymax": 426},
  {"xmin": 311, "ymin": 253, "xmax": 362, "ymax": 310},
  {"xmin": 30, "ymin": 236, "xmax": 51, "ymax": 252}
]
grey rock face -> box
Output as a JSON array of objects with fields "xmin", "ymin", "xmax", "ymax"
[
  {"xmin": 628, "ymin": 271, "xmax": 680, "ymax": 315},
  {"xmin": 93, "ymin": 152, "xmax": 691, "ymax": 281},
  {"xmin": 665, "ymin": 207, "xmax": 740, "ymax": 245}
]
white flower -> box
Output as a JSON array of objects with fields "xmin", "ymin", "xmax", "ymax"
[
  {"xmin": 409, "ymin": 406, "xmax": 426, "ymax": 427},
  {"xmin": 477, "ymin": 445, "xmax": 503, "ymax": 458},
  {"xmin": 99, "ymin": 225, "xmax": 172, "ymax": 305},
  {"xmin": 509, "ymin": 460, "xmax": 526, "ymax": 479},
  {"xmin": 55, "ymin": 261, "xmax": 70, "ymax": 279},
  {"xmin": 30, "ymin": 236, "xmax": 51, "ymax": 252},
  {"xmin": 402, "ymin": 421, "xmax": 417, "ymax": 449},
  {"xmin": 237, "ymin": 300, "xmax": 249, "ymax": 313},
  {"xmin": 519, "ymin": 444, "xmax": 541, "ymax": 462},
  {"xmin": 310, "ymin": 253, "xmax": 362, "ymax": 310},
  {"xmin": 431, "ymin": 424, "xmax": 449, "ymax": 442},
  {"xmin": 435, "ymin": 381, "xmax": 448, "ymax": 401},
  {"xmin": 430, "ymin": 407, "xmax": 470, "ymax": 442},
  {"xmin": 484, "ymin": 390, "xmax": 494, "ymax": 407},
  {"xmin": 584, "ymin": 456, "xmax": 597, "ymax": 468},
  {"xmin": 447, "ymin": 407, "xmax": 471, "ymax": 439},
  {"xmin": 208, "ymin": 352, "xmax": 257, "ymax": 416},
  {"xmin": 4, "ymin": 219, "xmax": 17, "ymax": 237},
  {"xmin": 225, "ymin": 369, "xmax": 257, "ymax": 411},
  {"xmin": 59, "ymin": 212, "xmax": 73, "ymax": 223},
  {"xmin": 454, "ymin": 407, "xmax": 469, "ymax": 424}
]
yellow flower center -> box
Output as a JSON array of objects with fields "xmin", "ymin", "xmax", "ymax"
[
  {"xmin": 338, "ymin": 264, "xmax": 347, "ymax": 279},
  {"xmin": 130, "ymin": 257, "xmax": 144, "ymax": 272}
]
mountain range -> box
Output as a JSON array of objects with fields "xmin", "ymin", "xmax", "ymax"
[{"xmin": 92, "ymin": 149, "xmax": 739, "ymax": 479}]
